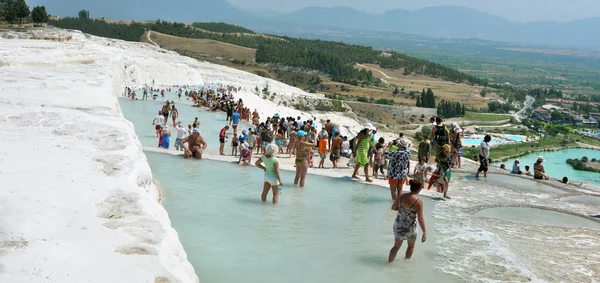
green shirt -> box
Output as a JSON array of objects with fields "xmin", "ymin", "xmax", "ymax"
[
  {"xmin": 389, "ymin": 145, "xmax": 399, "ymax": 152},
  {"xmin": 262, "ymin": 156, "xmax": 279, "ymax": 174}
]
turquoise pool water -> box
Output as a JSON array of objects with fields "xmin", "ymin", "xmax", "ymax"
[
  {"xmin": 119, "ymin": 94, "xmax": 251, "ymax": 153},
  {"xmin": 146, "ymin": 152, "xmax": 454, "ymax": 283},
  {"xmin": 505, "ymin": 135, "xmax": 525, "ymax": 142},
  {"xmin": 500, "ymin": 148, "xmax": 600, "ymax": 185},
  {"xmin": 120, "ymin": 93, "xmax": 600, "ymax": 282}
]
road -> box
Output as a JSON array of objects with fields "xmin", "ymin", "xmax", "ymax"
[{"xmin": 513, "ymin": 95, "xmax": 534, "ymax": 122}]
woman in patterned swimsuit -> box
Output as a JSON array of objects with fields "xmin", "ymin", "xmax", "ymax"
[{"xmin": 388, "ymin": 180, "xmax": 427, "ymax": 262}]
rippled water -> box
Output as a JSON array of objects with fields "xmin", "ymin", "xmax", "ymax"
[
  {"xmin": 501, "ymin": 148, "xmax": 600, "ymax": 185},
  {"xmin": 146, "ymin": 152, "xmax": 455, "ymax": 283}
]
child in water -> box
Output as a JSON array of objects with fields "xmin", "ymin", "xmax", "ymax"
[
  {"xmin": 413, "ymin": 157, "xmax": 428, "ymax": 188},
  {"xmin": 231, "ymin": 135, "xmax": 239, "ymax": 156}
]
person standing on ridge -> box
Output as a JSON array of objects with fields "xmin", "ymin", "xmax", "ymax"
[
  {"xmin": 325, "ymin": 119, "xmax": 333, "ymax": 150},
  {"xmin": 232, "ymin": 109, "xmax": 241, "ymax": 135},
  {"xmin": 432, "ymin": 117, "xmax": 449, "ymax": 156},
  {"xmin": 475, "ymin": 135, "xmax": 492, "ymax": 178},
  {"xmin": 352, "ymin": 124, "xmax": 377, "ymax": 183}
]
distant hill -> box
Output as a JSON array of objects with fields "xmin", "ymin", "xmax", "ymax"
[
  {"xmin": 273, "ymin": 5, "xmax": 600, "ymax": 48},
  {"xmin": 38, "ymin": 0, "xmax": 600, "ymax": 48},
  {"xmin": 39, "ymin": 0, "xmax": 250, "ymax": 22}
]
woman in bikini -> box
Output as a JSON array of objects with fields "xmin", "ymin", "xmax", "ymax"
[
  {"xmin": 389, "ymin": 180, "xmax": 427, "ymax": 262},
  {"xmin": 294, "ymin": 130, "xmax": 316, "ymax": 188}
]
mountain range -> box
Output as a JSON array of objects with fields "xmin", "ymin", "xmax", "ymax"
[{"xmin": 37, "ymin": 0, "xmax": 600, "ymax": 48}]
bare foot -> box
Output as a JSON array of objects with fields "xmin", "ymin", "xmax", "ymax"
[
  {"xmin": 352, "ymin": 175, "xmax": 359, "ymax": 179},
  {"xmin": 444, "ymin": 195, "xmax": 451, "ymax": 200},
  {"xmin": 365, "ymin": 178, "xmax": 373, "ymax": 183}
]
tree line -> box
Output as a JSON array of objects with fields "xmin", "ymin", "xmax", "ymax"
[
  {"xmin": 49, "ymin": 18, "xmax": 497, "ymax": 88},
  {"xmin": 415, "ymin": 88, "xmax": 435, "ymax": 108},
  {"xmin": 437, "ymin": 100, "xmax": 466, "ymax": 118},
  {"xmin": 191, "ymin": 22, "xmax": 255, "ymax": 34}
]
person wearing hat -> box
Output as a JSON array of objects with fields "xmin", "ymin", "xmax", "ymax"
[
  {"xmin": 534, "ymin": 156, "xmax": 549, "ymax": 180},
  {"xmin": 152, "ymin": 111, "xmax": 165, "ymax": 137},
  {"xmin": 181, "ymin": 128, "xmax": 207, "ymax": 159},
  {"xmin": 385, "ymin": 138, "xmax": 411, "ymax": 200},
  {"xmin": 352, "ymin": 124, "xmax": 377, "ymax": 183},
  {"xmin": 294, "ymin": 130, "xmax": 316, "ymax": 187},
  {"xmin": 255, "ymin": 144, "xmax": 283, "ymax": 204}
]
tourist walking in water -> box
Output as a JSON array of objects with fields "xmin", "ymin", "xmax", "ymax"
[
  {"xmin": 388, "ymin": 180, "xmax": 427, "ymax": 262},
  {"xmin": 294, "ymin": 130, "xmax": 315, "ymax": 187},
  {"xmin": 161, "ymin": 125, "xmax": 171, "ymax": 149},
  {"xmin": 219, "ymin": 126, "xmax": 229, "ymax": 155},
  {"xmin": 534, "ymin": 156, "xmax": 550, "ymax": 180},
  {"xmin": 181, "ymin": 128, "xmax": 207, "ymax": 159},
  {"xmin": 386, "ymin": 139, "xmax": 410, "ymax": 200},
  {"xmin": 162, "ymin": 101, "xmax": 171, "ymax": 121},
  {"xmin": 171, "ymin": 104, "xmax": 179, "ymax": 126},
  {"xmin": 175, "ymin": 122, "xmax": 186, "ymax": 151},
  {"xmin": 152, "ymin": 111, "xmax": 165, "ymax": 137},
  {"xmin": 255, "ymin": 144, "xmax": 283, "ymax": 204},
  {"xmin": 475, "ymin": 135, "xmax": 492, "ymax": 178},
  {"xmin": 352, "ymin": 124, "xmax": 377, "ymax": 183}
]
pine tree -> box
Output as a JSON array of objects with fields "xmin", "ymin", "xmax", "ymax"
[
  {"xmin": 416, "ymin": 96, "xmax": 421, "ymax": 107},
  {"xmin": 426, "ymin": 88, "xmax": 435, "ymax": 108},
  {"xmin": 393, "ymin": 86, "xmax": 399, "ymax": 95},
  {"xmin": 421, "ymin": 89, "xmax": 426, "ymax": 107}
]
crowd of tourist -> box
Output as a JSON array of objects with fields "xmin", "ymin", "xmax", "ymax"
[{"xmin": 138, "ymin": 84, "xmax": 586, "ymax": 263}]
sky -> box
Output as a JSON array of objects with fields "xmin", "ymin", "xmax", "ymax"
[{"xmin": 228, "ymin": 0, "xmax": 600, "ymax": 22}]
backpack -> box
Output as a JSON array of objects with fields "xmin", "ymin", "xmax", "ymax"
[{"xmin": 434, "ymin": 125, "xmax": 448, "ymax": 145}]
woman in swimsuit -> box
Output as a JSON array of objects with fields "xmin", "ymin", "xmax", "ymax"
[
  {"xmin": 389, "ymin": 180, "xmax": 427, "ymax": 262},
  {"xmin": 351, "ymin": 126, "xmax": 377, "ymax": 182},
  {"xmin": 294, "ymin": 130, "xmax": 316, "ymax": 188}
]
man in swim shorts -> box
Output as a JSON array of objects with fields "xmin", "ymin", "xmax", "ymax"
[
  {"xmin": 219, "ymin": 126, "xmax": 229, "ymax": 155},
  {"xmin": 181, "ymin": 128, "xmax": 207, "ymax": 159},
  {"xmin": 152, "ymin": 111, "xmax": 165, "ymax": 137}
]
